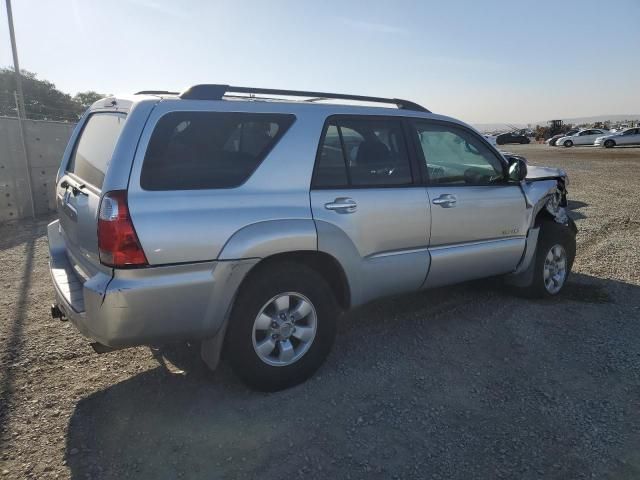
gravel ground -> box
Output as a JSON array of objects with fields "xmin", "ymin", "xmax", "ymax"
[{"xmin": 1, "ymin": 144, "xmax": 640, "ymax": 479}]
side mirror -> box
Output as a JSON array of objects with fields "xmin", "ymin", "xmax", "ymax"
[{"xmin": 507, "ymin": 156, "xmax": 528, "ymax": 182}]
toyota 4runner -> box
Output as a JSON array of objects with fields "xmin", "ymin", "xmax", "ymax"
[{"xmin": 48, "ymin": 85, "xmax": 577, "ymax": 391}]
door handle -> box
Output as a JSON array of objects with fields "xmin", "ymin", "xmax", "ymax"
[
  {"xmin": 325, "ymin": 197, "xmax": 357, "ymax": 213},
  {"xmin": 432, "ymin": 194, "xmax": 457, "ymax": 208}
]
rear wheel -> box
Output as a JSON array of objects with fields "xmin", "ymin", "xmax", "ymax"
[
  {"xmin": 604, "ymin": 139, "xmax": 615, "ymax": 148},
  {"xmin": 563, "ymin": 140, "xmax": 573, "ymax": 148},
  {"xmin": 225, "ymin": 262, "xmax": 338, "ymax": 391}
]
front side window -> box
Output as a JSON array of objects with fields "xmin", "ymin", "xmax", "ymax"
[
  {"xmin": 67, "ymin": 112, "xmax": 126, "ymax": 189},
  {"xmin": 414, "ymin": 122, "xmax": 504, "ymax": 186},
  {"xmin": 141, "ymin": 112, "xmax": 294, "ymax": 190},
  {"xmin": 313, "ymin": 117, "xmax": 412, "ymax": 188}
]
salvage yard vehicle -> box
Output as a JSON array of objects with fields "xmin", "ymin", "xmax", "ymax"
[
  {"xmin": 594, "ymin": 127, "xmax": 640, "ymax": 148},
  {"xmin": 496, "ymin": 131, "xmax": 530, "ymax": 145},
  {"xmin": 48, "ymin": 85, "xmax": 577, "ymax": 391},
  {"xmin": 555, "ymin": 128, "xmax": 610, "ymax": 147},
  {"xmin": 546, "ymin": 129, "xmax": 579, "ymax": 146}
]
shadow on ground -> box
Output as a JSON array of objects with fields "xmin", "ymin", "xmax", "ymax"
[
  {"xmin": 64, "ymin": 273, "xmax": 640, "ymax": 480},
  {"xmin": 567, "ymin": 200, "xmax": 588, "ymax": 220}
]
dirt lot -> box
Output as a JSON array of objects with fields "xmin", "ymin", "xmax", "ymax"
[{"xmin": 1, "ymin": 144, "xmax": 640, "ymax": 479}]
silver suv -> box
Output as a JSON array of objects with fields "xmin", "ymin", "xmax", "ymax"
[{"xmin": 48, "ymin": 85, "xmax": 576, "ymax": 391}]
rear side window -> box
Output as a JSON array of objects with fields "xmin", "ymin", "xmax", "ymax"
[
  {"xmin": 141, "ymin": 112, "xmax": 294, "ymax": 190},
  {"xmin": 313, "ymin": 117, "xmax": 412, "ymax": 188},
  {"xmin": 67, "ymin": 112, "xmax": 126, "ymax": 189}
]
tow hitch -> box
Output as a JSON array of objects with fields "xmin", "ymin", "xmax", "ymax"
[{"xmin": 50, "ymin": 304, "xmax": 66, "ymax": 321}]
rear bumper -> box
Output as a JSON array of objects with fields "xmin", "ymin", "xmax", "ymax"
[{"xmin": 48, "ymin": 220, "xmax": 257, "ymax": 348}]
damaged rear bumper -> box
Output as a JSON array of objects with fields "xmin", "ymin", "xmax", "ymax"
[{"xmin": 48, "ymin": 220, "xmax": 257, "ymax": 349}]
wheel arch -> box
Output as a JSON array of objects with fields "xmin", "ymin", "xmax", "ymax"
[{"xmin": 241, "ymin": 250, "xmax": 351, "ymax": 311}]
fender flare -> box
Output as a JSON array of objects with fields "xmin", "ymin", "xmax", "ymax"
[{"xmin": 218, "ymin": 219, "xmax": 317, "ymax": 260}]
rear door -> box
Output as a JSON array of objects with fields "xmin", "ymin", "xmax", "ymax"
[
  {"xmin": 310, "ymin": 115, "xmax": 431, "ymax": 305},
  {"xmin": 57, "ymin": 111, "xmax": 127, "ymax": 275},
  {"xmin": 410, "ymin": 120, "xmax": 528, "ymax": 288}
]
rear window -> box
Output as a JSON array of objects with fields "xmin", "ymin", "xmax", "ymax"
[
  {"xmin": 67, "ymin": 112, "xmax": 126, "ymax": 189},
  {"xmin": 140, "ymin": 112, "xmax": 295, "ymax": 190}
]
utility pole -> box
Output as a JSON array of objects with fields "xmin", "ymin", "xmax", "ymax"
[
  {"xmin": 5, "ymin": 0, "xmax": 35, "ymax": 218},
  {"xmin": 14, "ymin": 92, "xmax": 35, "ymax": 218},
  {"xmin": 5, "ymin": 0, "xmax": 26, "ymax": 119}
]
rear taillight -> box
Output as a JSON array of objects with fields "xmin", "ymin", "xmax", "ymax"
[{"xmin": 98, "ymin": 190, "xmax": 147, "ymax": 267}]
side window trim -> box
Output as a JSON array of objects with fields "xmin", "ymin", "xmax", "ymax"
[
  {"xmin": 410, "ymin": 119, "xmax": 508, "ymax": 187},
  {"xmin": 311, "ymin": 114, "xmax": 419, "ymax": 190},
  {"xmin": 336, "ymin": 121, "xmax": 353, "ymax": 186}
]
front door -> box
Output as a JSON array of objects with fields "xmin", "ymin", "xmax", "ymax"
[
  {"xmin": 410, "ymin": 120, "xmax": 528, "ymax": 288},
  {"xmin": 310, "ymin": 116, "xmax": 431, "ymax": 306}
]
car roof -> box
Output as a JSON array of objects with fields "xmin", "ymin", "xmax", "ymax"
[{"xmin": 89, "ymin": 93, "xmax": 475, "ymax": 132}]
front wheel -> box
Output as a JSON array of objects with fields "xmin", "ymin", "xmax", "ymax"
[
  {"xmin": 516, "ymin": 220, "xmax": 576, "ymax": 298},
  {"xmin": 563, "ymin": 140, "xmax": 574, "ymax": 148},
  {"xmin": 604, "ymin": 139, "xmax": 615, "ymax": 148},
  {"xmin": 225, "ymin": 262, "xmax": 338, "ymax": 391}
]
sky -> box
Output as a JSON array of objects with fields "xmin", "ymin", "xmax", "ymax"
[{"xmin": 1, "ymin": 0, "xmax": 639, "ymax": 125}]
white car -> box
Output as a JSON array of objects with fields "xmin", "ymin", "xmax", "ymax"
[
  {"xmin": 555, "ymin": 128, "xmax": 610, "ymax": 147},
  {"xmin": 483, "ymin": 134, "xmax": 498, "ymax": 146},
  {"xmin": 594, "ymin": 128, "xmax": 640, "ymax": 148}
]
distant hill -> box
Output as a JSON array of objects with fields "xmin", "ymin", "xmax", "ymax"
[{"xmin": 474, "ymin": 114, "xmax": 640, "ymax": 133}]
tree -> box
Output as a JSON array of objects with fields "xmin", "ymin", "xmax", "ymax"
[
  {"xmin": 0, "ymin": 68, "xmax": 83, "ymax": 121},
  {"xmin": 73, "ymin": 91, "xmax": 109, "ymax": 109}
]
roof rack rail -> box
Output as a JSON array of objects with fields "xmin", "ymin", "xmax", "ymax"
[
  {"xmin": 135, "ymin": 90, "xmax": 180, "ymax": 95},
  {"xmin": 179, "ymin": 84, "xmax": 430, "ymax": 113}
]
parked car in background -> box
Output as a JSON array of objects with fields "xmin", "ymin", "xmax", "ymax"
[
  {"xmin": 594, "ymin": 128, "xmax": 640, "ymax": 148},
  {"xmin": 497, "ymin": 131, "xmax": 530, "ymax": 145},
  {"xmin": 546, "ymin": 129, "xmax": 579, "ymax": 146},
  {"xmin": 555, "ymin": 129, "xmax": 610, "ymax": 147}
]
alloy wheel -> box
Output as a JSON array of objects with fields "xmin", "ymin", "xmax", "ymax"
[{"xmin": 252, "ymin": 292, "xmax": 317, "ymax": 366}]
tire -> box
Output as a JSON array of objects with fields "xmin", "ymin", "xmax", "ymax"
[
  {"xmin": 604, "ymin": 139, "xmax": 615, "ymax": 148},
  {"xmin": 563, "ymin": 140, "xmax": 573, "ymax": 148},
  {"xmin": 225, "ymin": 262, "xmax": 338, "ymax": 391},
  {"xmin": 518, "ymin": 220, "xmax": 576, "ymax": 298}
]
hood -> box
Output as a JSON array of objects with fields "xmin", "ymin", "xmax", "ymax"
[{"xmin": 526, "ymin": 164, "xmax": 567, "ymax": 181}]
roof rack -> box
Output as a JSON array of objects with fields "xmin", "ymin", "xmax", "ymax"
[
  {"xmin": 135, "ymin": 90, "xmax": 180, "ymax": 95},
  {"xmin": 178, "ymin": 84, "xmax": 430, "ymax": 113}
]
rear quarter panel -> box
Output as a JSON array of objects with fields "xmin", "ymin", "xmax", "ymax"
[{"xmin": 126, "ymin": 100, "xmax": 326, "ymax": 264}]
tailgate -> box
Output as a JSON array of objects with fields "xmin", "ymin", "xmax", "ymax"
[{"xmin": 56, "ymin": 111, "xmax": 127, "ymax": 277}]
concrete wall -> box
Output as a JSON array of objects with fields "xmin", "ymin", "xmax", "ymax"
[{"xmin": 0, "ymin": 117, "xmax": 75, "ymax": 222}]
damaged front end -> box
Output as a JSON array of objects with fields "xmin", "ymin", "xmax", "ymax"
[
  {"xmin": 506, "ymin": 162, "xmax": 577, "ymax": 286},
  {"xmin": 519, "ymin": 164, "xmax": 575, "ymax": 231},
  {"xmin": 544, "ymin": 182, "xmax": 569, "ymax": 225}
]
